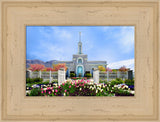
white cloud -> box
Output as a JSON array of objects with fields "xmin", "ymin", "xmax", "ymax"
[
  {"xmin": 28, "ymin": 26, "xmax": 134, "ymax": 63},
  {"xmin": 102, "ymin": 26, "xmax": 134, "ymax": 54},
  {"xmin": 30, "ymin": 27, "xmax": 77, "ymax": 61},
  {"xmin": 108, "ymin": 59, "xmax": 134, "ymax": 71},
  {"xmin": 39, "ymin": 27, "xmax": 73, "ymax": 42},
  {"xmin": 117, "ymin": 27, "xmax": 134, "ymax": 53},
  {"xmin": 30, "ymin": 38, "xmax": 74, "ymax": 61}
]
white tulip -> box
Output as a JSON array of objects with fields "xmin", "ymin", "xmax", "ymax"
[
  {"xmin": 107, "ymin": 87, "xmax": 109, "ymax": 91},
  {"xmin": 96, "ymin": 90, "xmax": 98, "ymax": 93}
]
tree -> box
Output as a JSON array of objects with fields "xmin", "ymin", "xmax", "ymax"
[
  {"xmin": 45, "ymin": 67, "xmax": 54, "ymax": 71},
  {"xmin": 98, "ymin": 65, "xmax": 106, "ymax": 71},
  {"xmin": 119, "ymin": 66, "xmax": 128, "ymax": 72},
  {"xmin": 112, "ymin": 69, "xmax": 117, "ymax": 73},
  {"xmin": 29, "ymin": 64, "xmax": 45, "ymax": 71},
  {"xmin": 52, "ymin": 63, "xmax": 67, "ymax": 71},
  {"xmin": 106, "ymin": 67, "xmax": 112, "ymax": 72}
]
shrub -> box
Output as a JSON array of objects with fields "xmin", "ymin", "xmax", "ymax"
[
  {"xmin": 110, "ymin": 79, "xmax": 123, "ymax": 87},
  {"xmin": 29, "ymin": 88, "xmax": 41, "ymax": 96},
  {"xmin": 85, "ymin": 73, "xmax": 92, "ymax": 78},
  {"xmin": 99, "ymin": 80, "xmax": 108, "ymax": 84},
  {"xmin": 52, "ymin": 80, "xmax": 58, "ymax": 84},
  {"xmin": 114, "ymin": 89, "xmax": 134, "ymax": 96},
  {"xmin": 70, "ymin": 73, "xmax": 75, "ymax": 77},
  {"xmin": 34, "ymin": 78, "xmax": 43, "ymax": 82},
  {"xmin": 124, "ymin": 79, "xmax": 134, "ymax": 85},
  {"xmin": 26, "ymin": 78, "xmax": 43, "ymax": 84},
  {"xmin": 42, "ymin": 81, "xmax": 49, "ymax": 85},
  {"xmin": 115, "ymin": 78, "xmax": 123, "ymax": 82},
  {"xmin": 26, "ymin": 78, "xmax": 33, "ymax": 83},
  {"xmin": 124, "ymin": 79, "xmax": 134, "ymax": 90}
]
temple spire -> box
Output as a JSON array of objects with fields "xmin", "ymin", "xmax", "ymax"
[
  {"xmin": 79, "ymin": 32, "xmax": 81, "ymax": 42},
  {"xmin": 78, "ymin": 32, "xmax": 82, "ymax": 54}
]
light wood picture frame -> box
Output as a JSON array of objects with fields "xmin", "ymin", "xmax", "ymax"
[{"xmin": 0, "ymin": 0, "xmax": 159, "ymax": 121}]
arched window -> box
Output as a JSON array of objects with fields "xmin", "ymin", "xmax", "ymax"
[{"xmin": 78, "ymin": 59, "xmax": 82, "ymax": 64}]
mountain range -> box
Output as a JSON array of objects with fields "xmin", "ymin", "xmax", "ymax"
[
  {"xmin": 26, "ymin": 59, "xmax": 134, "ymax": 71},
  {"xmin": 26, "ymin": 59, "xmax": 58, "ymax": 68}
]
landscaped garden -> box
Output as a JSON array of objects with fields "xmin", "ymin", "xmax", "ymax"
[{"xmin": 26, "ymin": 78, "xmax": 134, "ymax": 96}]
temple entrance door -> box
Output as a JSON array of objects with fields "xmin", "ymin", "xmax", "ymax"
[{"xmin": 77, "ymin": 66, "xmax": 83, "ymax": 77}]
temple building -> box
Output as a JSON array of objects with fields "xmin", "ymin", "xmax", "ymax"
[{"xmin": 53, "ymin": 32, "xmax": 107, "ymax": 77}]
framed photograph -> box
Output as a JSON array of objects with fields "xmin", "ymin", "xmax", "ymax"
[
  {"xmin": 26, "ymin": 26, "xmax": 135, "ymax": 97},
  {"xmin": 0, "ymin": 0, "xmax": 159, "ymax": 121}
]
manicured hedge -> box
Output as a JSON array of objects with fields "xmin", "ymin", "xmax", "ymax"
[{"xmin": 26, "ymin": 78, "xmax": 43, "ymax": 84}]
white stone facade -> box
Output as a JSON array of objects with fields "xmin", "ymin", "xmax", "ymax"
[{"xmin": 52, "ymin": 33, "xmax": 107, "ymax": 77}]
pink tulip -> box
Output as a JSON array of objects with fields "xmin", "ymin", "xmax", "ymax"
[
  {"xmin": 62, "ymin": 83, "xmax": 65, "ymax": 86},
  {"xmin": 49, "ymin": 91, "xmax": 51, "ymax": 94},
  {"xmin": 65, "ymin": 90, "xmax": 67, "ymax": 92},
  {"xmin": 41, "ymin": 88, "xmax": 43, "ymax": 90},
  {"xmin": 41, "ymin": 91, "xmax": 43, "ymax": 94},
  {"xmin": 69, "ymin": 85, "xmax": 71, "ymax": 88},
  {"xmin": 58, "ymin": 86, "xmax": 60, "ymax": 88},
  {"xmin": 44, "ymin": 90, "xmax": 46, "ymax": 93},
  {"xmin": 55, "ymin": 89, "xmax": 58, "ymax": 92}
]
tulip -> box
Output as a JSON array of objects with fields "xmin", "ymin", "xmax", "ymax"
[{"xmin": 65, "ymin": 90, "xmax": 67, "ymax": 92}]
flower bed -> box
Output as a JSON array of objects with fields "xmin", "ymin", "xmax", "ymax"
[{"xmin": 27, "ymin": 79, "xmax": 134, "ymax": 96}]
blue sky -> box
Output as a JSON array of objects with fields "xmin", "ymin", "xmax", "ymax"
[{"xmin": 26, "ymin": 26, "xmax": 134, "ymax": 70}]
